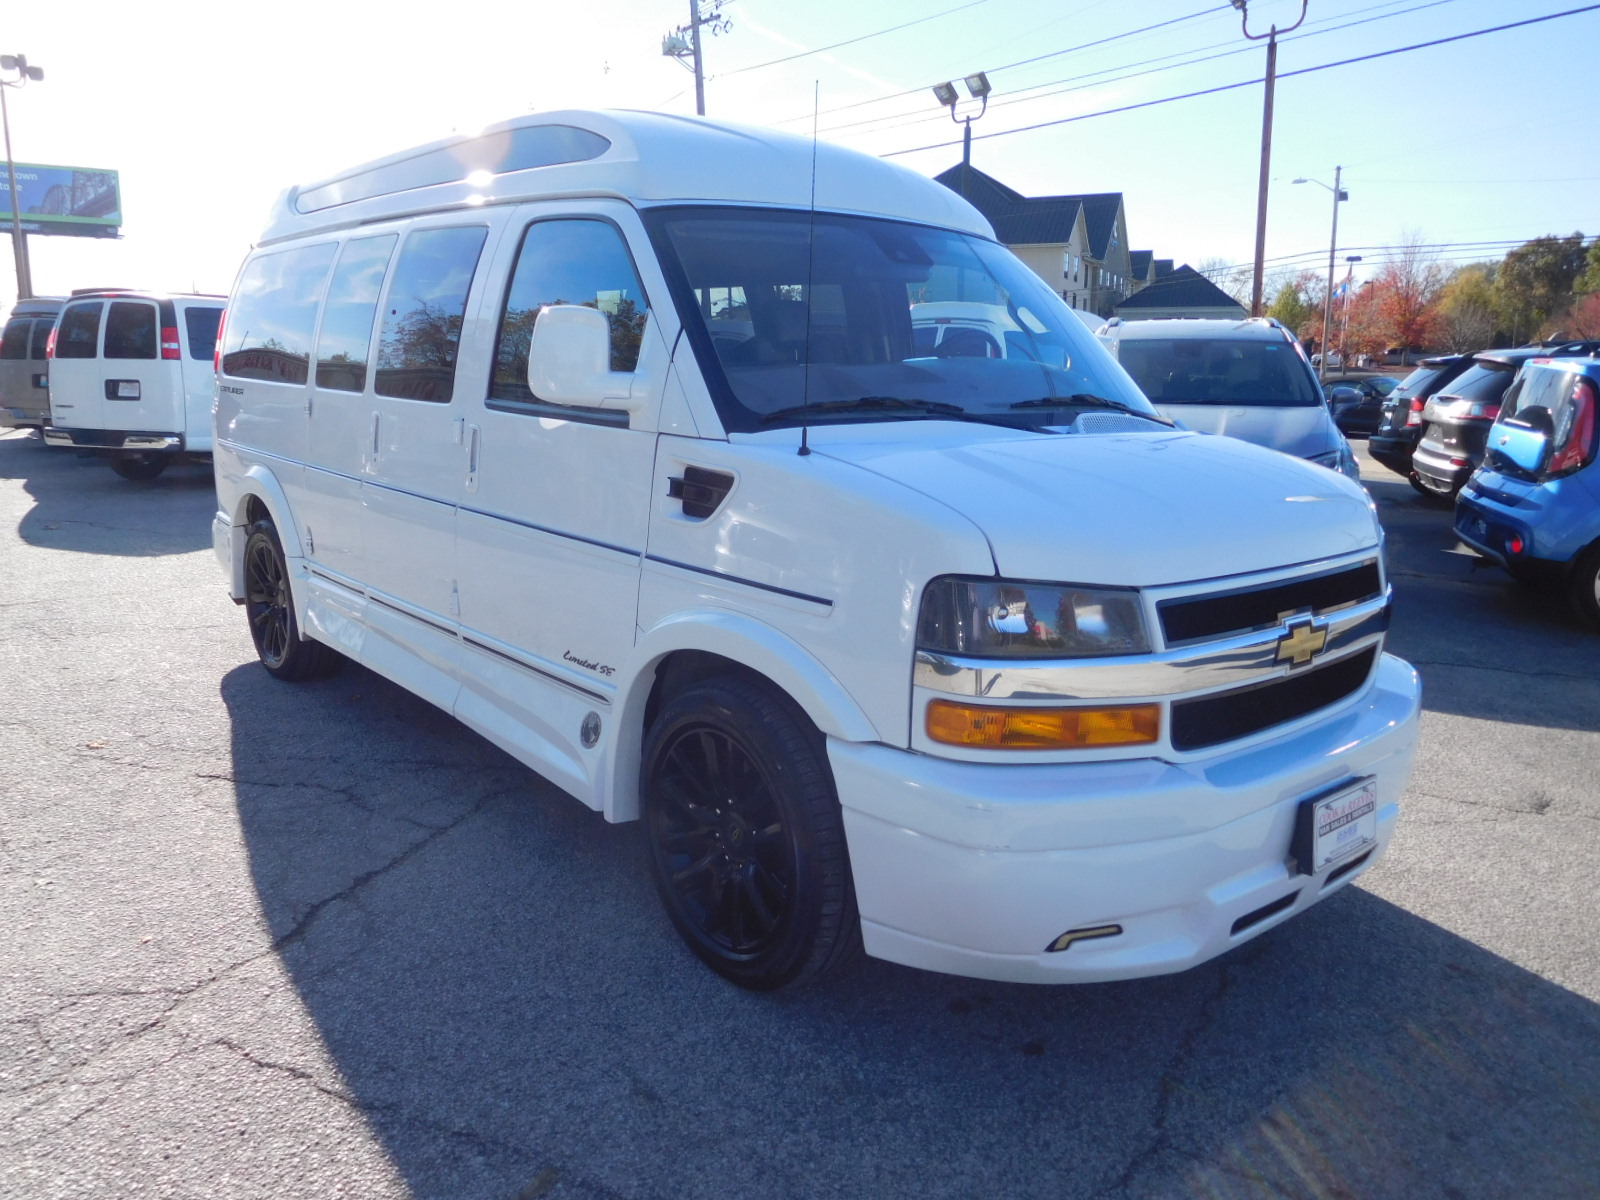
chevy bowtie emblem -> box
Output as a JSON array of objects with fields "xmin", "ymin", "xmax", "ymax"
[{"xmin": 1276, "ymin": 618, "xmax": 1328, "ymax": 667}]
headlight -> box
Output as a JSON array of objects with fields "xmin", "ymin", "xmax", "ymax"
[
  {"xmin": 917, "ymin": 577, "xmax": 1149, "ymax": 658},
  {"xmin": 1310, "ymin": 445, "xmax": 1362, "ymax": 481}
]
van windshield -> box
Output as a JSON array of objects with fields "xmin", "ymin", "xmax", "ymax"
[
  {"xmin": 643, "ymin": 206, "xmax": 1156, "ymax": 434},
  {"xmin": 1115, "ymin": 337, "xmax": 1324, "ymax": 407}
]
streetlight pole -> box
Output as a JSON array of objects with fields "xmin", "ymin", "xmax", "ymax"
[
  {"xmin": 1233, "ymin": 0, "xmax": 1307, "ymax": 318},
  {"xmin": 1341, "ymin": 254, "xmax": 1362, "ymax": 364},
  {"xmin": 0, "ymin": 53, "xmax": 44, "ymax": 302},
  {"xmin": 1293, "ymin": 168, "xmax": 1348, "ymax": 381},
  {"xmin": 931, "ymin": 73, "xmax": 991, "ymax": 202}
]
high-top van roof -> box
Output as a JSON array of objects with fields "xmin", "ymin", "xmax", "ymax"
[{"xmin": 258, "ymin": 109, "xmax": 993, "ymax": 246}]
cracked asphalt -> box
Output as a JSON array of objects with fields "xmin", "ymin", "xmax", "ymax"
[{"xmin": 2, "ymin": 428, "xmax": 1597, "ymax": 1200}]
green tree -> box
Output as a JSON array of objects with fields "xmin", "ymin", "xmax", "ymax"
[
  {"xmin": 1495, "ymin": 233, "xmax": 1587, "ymax": 341},
  {"xmin": 1266, "ymin": 272, "xmax": 1316, "ymax": 335},
  {"xmin": 1573, "ymin": 240, "xmax": 1600, "ymax": 296},
  {"xmin": 1435, "ymin": 264, "xmax": 1500, "ymax": 352}
]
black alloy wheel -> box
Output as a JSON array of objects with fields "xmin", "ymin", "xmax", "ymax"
[
  {"xmin": 243, "ymin": 516, "xmax": 341, "ymax": 681},
  {"xmin": 642, "ymin": 674, "xmax": 860, "ymax": 990}
]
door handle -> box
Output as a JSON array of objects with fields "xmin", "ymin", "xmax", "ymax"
[{"xmin": 466, "ymin": 424, "xmax": 481, "ymax": 492}]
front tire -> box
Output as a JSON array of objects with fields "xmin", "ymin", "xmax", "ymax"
[
  {"xmin": 641, "ymin": 674, "xmax": 861, "ymax": 990},
  {"xmin": 110, "ymin": 452, "xmax": 167, "ymax": 481},
  {"xmin": 243, "ymin": 516, "xmax": 342, "ymax": 681},
  {"xmin": 1567, "ymin": 542, "xmax": 1600, "ymax": 630}
]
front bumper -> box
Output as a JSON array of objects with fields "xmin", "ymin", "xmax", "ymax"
[
  {"xmin": 831, "ymin": 653, "xmax": 1420, "ymax": 984},
  {"xmin": 41, "ymin": 427, "xmax": 182, "ymax": 451}
]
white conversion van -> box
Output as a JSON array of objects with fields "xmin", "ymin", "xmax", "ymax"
[
  {"xmin": 213, "ymin": 111, "xmax": 1420, "ymax": 991},
  {"xmin": 0, "ymin": 296, "xmax": 63, "ymax": 429},
  {"xmin": 43, "ymin": 289, "xmax": 225, "ymax": 479}
]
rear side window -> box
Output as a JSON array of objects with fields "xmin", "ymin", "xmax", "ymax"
[
  {"xmin": 490, "ymin": 218, "xmax": 649, "ymax": 409},
  {"xmin": 104, "ymin": 302, "xmax": 158, "ymax": 360},
  {"xmin": 55, "ymin": 303, "xmax": 103, "ymax": 359},
  {"xmin": 315, "ymin": 234, "xmax": 397, "ymax": 393},
  {"xmin": 1440, "ymin": 362, "xmax": 1515, "ymax": 403},
  {"xmin": 30, "ymin": 319, "xmax": 51, "ymax": 359},
  {"xmin": 374, "ymin": 226, "xmax": 487, "ymax": 403},
  {"xmin": 222, "ymin": 243, "xmax": 338, "ymax": 384},
  {"xmin": 0, "ymin": 318, "xmax": 27, "ymax": 360},
  {"xmin": 184, "ymin": 307, "xmax": 222, "ymax": 362}
]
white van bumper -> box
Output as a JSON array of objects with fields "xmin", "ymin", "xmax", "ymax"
[
  {"xmin": 831, "ymin": 652, "xmax": 1420, "ymax": 984},
  {"xmin": 41, "ymin": 427, "xmax": 182, "ymax": 451}
]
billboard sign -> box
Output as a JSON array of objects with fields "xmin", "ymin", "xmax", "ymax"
[{"xmin": 1, "ymin": 162, "xmax": 121, "ymax": 239}]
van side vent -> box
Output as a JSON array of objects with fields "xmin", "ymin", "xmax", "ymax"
[{"xmin": 668, "ymin": 467, "xmax": 734, "ymax": 520}]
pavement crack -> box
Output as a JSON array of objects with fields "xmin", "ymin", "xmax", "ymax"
[
  {"xmin": 1406, "ymin": 657, "xmax": 1595, "ymax": 684},
  {"xmin": 213, "ymin": 1037, "xmax": 356, "ymax": 1106}
]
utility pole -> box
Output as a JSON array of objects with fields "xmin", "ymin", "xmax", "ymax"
[
  {"xmin": 1233, "ymin": 0, "xmax": 1306, "ymax": 318},
  {"xmin": 1320, "ymin": 165, "xmax": 1343, "ymax": 379},
  {"xmin": 662, "ymin": 1, "xmax": 732, "ymax": 117},
  {"xmin": 1, "ymin": 53, "xmax": 44, "ymax": 302}
]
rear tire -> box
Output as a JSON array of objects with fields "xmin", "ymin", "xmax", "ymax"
[
  {"xmin": 110, "ymin": 452, "xmax": 167, "ymax": 481},
  {"xmin": 1566, "ymin": 543, "xmax": 1600, "ymax": 631},
  {"xmin": 641, "ymin": 673, "xmax": 862, "ymax": 990},
  {"xmin": 243, "ymin": 516, "xmax": 342, "ymax": 681},
  {"xmin": 1408, "ymin": 471, "xmax": 1454, "ymax": 505}
]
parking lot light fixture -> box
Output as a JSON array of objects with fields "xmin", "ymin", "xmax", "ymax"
[
  {"xmin": 933, "ymin": 73, "xmax": 992, "ymax": 201},
  {"xmin": 1294, "ymin": 168, "xmax": 1348, "ymax": 381},
  {"xmin": 1, "ymin": 52, "xmax": 45, "ymax": 301}
]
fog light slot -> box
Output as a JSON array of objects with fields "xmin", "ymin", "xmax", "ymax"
[
  {"xmin": 1045, "ymin": 923, "xmax": 1123, "ymax": 953},
  {"xmin": 1321, "ymin": 849, "xmax": 1373, "ymax": 890},
  {"xmin": 1230, "ymin": 891, "xmax": 1298, "ymax": 936}
]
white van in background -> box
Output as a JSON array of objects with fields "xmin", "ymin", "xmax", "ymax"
[
  {"xmin": 213, "ymin": 110, "xmax": 1419, "ymax": 991},
  {"xmin": 0, "ymin": 296, "xmax": 64, "ymax": 429},
  {"xmin": 43, "ymin": 289, "xmax": 225, "ymax": 479}
]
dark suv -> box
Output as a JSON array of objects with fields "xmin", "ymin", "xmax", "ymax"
[
  {"xmin": 1368, "ymin": 355, "xmax": 1471, "ymax": 487},
  {"xmin": 1411, "ymin": 344, "xmax": 1600, "ymax": 500}
]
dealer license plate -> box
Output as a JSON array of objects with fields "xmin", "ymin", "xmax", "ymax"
[{"xmin": 1293, "ymin": 778, "xmax": 1378, "ymax": 875}]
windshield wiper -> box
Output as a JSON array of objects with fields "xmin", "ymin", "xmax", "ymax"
[
  {"xmin": 1009, "ymin": 394, "xmax": 1171, "ymax": 424},
  {"xmin": 761, "ymin": 395, "xmax": 964, "ymax": 423}
]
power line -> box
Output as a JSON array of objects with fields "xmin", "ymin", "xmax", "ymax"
[
  {"xmin": 813, "ymin": 0, "xmax": 1464, "ymax": 140},
  {"xmin": 714, "ymin": 0, "xmax": 989, "ymax": 78},
  {"xmin": 879, "ymin": 4, "xmax": 1600, "ymax": 157}
]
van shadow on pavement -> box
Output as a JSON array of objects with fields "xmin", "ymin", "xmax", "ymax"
[
  {"xmin": 221, "ymin": 660, "xmax": 1600, "ymax": 1200},
  {"xmin": 0, "ymin": 428, "xmax": 213, "ymax": 557}
]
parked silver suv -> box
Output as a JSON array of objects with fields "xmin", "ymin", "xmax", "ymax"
[{"xmin": 1099, "ymin": 317, "xmax": 1360, "ymax": 480}]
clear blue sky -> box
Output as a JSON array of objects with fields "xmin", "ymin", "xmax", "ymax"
[{"xmin": 3, "ymin": 0, "xmax": 1595, "ymax": 307}]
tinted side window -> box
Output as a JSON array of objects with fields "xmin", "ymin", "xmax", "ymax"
[
  {"xmin": 184, "ymin": 307, "xmax": 222, "ymax": 362},
  {"xmin": 490, "ymin": 219, "xmax": 649, "ymax": 407},
  {"xmin": 55, "ymin": 303, "xmax": 103, "ymax": 359},
  {"xmin": 0, "ymin": 318, "xmax": 27, "ymax": 360},
  {"xmin": 374, "ymin": 226, "xmax": 486, "ymax": 403},
  {"xmin": 222, "ymin": 243, "xmax": 338, "ymax": 384},
  {"xmin": 104, "ymin": 302, "xmax": 158, "ymax": 360},
  {"xmin": 315, "ymin": 234, "xmax": 396, "ymax": 393},
  {"xmin": 30, "ymin": 319, "xmax": 51, "ymax": 360}
]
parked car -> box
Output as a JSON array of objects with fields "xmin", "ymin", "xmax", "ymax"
[
  {"xmin": 1412, "ymin": 346, "xmax": 1598, "ymax": 500},
  {"xmin": 1455, "ymin": 357, "xmax": 1600, "ymax": 625},
  {"xmin": 1368, "ymin": 355, "xmax": 1473, "ymax": 487},
  {"xmin": 211, "ymin": 109, "xmax": 1418, "ymax": 991},
  {"xmin": 1324, "ymin": 373, "xmax": 1398, "ymax": 436},
  {"xmin": 41, "ymin": 289, "xmax": 225, "ymax": 479},
  {"xmin": 1099, "ymin": 316, "xmax": 1361, "ymax": 480},
  {"xmin": 0, "ymin": 296, "xmax": 64, "ymax": 430}
]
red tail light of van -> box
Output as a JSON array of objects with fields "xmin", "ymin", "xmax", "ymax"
[
  {"xmin": 1549, "ymin": 377, "xmax": 1597, "ymax": 476},
  {"xmin": 45, "ymin": 326, "xmax": 57, "ymax": 359},
  {"xmin": 213, "ymin": 310, "xmax": 226, "ymax": 374},
  {"xmin": 161, "ymin": 326, "xmax": 182, "ymax": 360}
]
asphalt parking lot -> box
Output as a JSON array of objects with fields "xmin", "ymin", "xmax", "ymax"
[{"xmin": 1, "ymin": 428, "xmax": 1597, "ymax": 1200}]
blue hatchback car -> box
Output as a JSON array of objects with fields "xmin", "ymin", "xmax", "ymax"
[{"xmin": 1455, "ymin": 357, "xmax": 1600, "ymax": 627}]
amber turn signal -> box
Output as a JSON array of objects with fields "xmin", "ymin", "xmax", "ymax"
[{"xmin": 926, "ymin": 699, "xmax": 1160, "ymax": 749}]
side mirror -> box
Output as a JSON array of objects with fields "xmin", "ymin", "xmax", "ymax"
[
  {"xmin": 526, "ymin": 304, "xmax": 640, "ymax": 413},
  {"xmin": 1329, "ymin": 386, "xmax": 1361, "ymax": 405}
]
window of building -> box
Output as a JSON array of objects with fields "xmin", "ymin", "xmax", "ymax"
[
  {"xmin": 489, "ymin": 218, "xmax": 649, "ymax": 415},
  {"xmin": 374, "ymin": 225, "xmax": 487, "ymax": 403},
  {"xmin": 222, "ymin": 243, "xmax": 338, "ymax": 383},
  {"xmin": 315, "ymin": 234, "xmax": 397, "ymax": 392},
  {"xmin": 55, "ymin": 303, "xmax": 103, "ymax": 359}
]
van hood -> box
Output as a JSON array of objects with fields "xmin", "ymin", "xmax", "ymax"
[
  {"xmin": 815, "ymin": 427, "xmax": 1376, "ymax": 586},
  {"xmin": 1153, "ymin": 404, "xmax": 1337, "ymax": 459}
]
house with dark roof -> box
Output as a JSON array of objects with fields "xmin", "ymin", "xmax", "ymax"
[
  {"xmin": 934, "ymin": 165, "xmax": 1133, "ymax": 316},
  {"xmin": 1111, "ymin": 264, "xmax": 1246, "ymax": 321}
]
